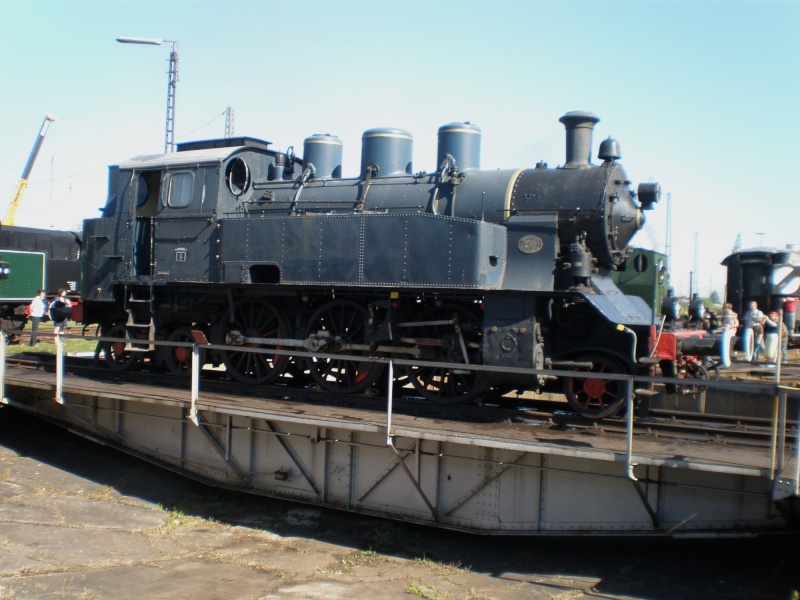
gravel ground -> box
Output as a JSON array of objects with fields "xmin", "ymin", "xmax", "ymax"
[{"xmin": 0, "ymin": 406, "xmax": 798, "ymax": 600}]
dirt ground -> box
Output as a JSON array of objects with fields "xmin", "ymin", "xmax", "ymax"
[{"xmin": 1, "ymin": 406, "xmax": 798, "ymax": 600}]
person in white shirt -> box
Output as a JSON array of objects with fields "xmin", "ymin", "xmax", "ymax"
[
  {"xmin": 28, "ymin": 289, "xmax": 46, "ymax": 346},
  {"xmin": 742, "ymin": 301, "xmax": 765, "ymax": 362}
]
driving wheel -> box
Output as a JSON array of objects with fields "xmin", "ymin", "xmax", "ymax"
[
  {"xmin": 304, "ymin": 299, "xmax": 385, "ymax": 394},
  {"xmin": 221, "ymin": 299, "xmax": 291, "ymax": 384},
  {"xmin": 165, "ymin": 327, "xmax": 206, "ymax": 377},
  {"xmin": 563, "ymin": 353, "xmax": 627, "ymax": 419},
  {"xmin": 101, "ymin": 323, "xmax": 142, "ymax": 372},
  {"xmin": 401, "ymin": 303, "xmax": 488, "ymax": 404}
]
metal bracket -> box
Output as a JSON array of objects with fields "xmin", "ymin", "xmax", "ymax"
[{"xmin": 772, "ymin": 477, "xmax": 799, "ymax": 501}]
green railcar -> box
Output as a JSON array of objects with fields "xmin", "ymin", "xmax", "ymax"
[
  {"xmin": 0, "ymin": 250, "xmax": 45, "ymax": 301},
  {"xmin": 611, "ymin": 248, "xmax": 669, "ymax": 317},
  {"xmin": 0, "ymin": 250, "xmax": 45, "ymax": 334},
  {"xmin": 0, "ymin": 226, "xmax": 81, "ymax": 336}
]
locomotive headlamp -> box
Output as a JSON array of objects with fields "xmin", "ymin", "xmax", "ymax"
[
  {"xmin": 0, "ymin": 262, "xmax": 9, "ymax": 280},
  {"xmin": 637, "ymin": 182, "xmax": 661, "ymax": 210}
]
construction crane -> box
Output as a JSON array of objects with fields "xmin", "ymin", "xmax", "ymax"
[{"xmin": 3, "ymin": 113, "xmax": 57, "ymax": 226}]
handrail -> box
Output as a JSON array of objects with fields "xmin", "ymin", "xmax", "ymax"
[
  {"xmin": 794, "ymin": 398, "xmax": 800, "ymax": 497},
  {"xmin": 55, "ymin": 334, "xmax": 65, "ymax": 404},
  {"xmin": 625, "ymin": 378, "xmax": 637, "ymax": 481},
  {"xmin": 0, "ymin": 331, "xmax": 6, "ymax": 404},
  {"xmin": 190, "ymin": 341, "xmax": 204, "ymax": 425},
  {"xmin": 386, "ymin": 360, "xmax": 395, "ymax": 445}
]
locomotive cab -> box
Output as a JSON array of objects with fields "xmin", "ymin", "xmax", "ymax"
[{"xmin": 85, "ymin": 138, "xmax": 283, "ymax": 301}]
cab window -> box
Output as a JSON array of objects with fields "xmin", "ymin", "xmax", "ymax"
[{"xmin": 166, "ymin": 172, "xmax": 194, "ymax": 208}]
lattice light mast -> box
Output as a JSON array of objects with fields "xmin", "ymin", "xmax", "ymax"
[
  {"xmin": 116, "ymin": 36, "xmax": 179, "ymax": 153},
  {"xmin": 665, "ymin": 192, "xmax": 672, "ymax": 274},
  {"xmin": 225, "ymin": 107, "xmax": 235, "ymax": 138},
  {"xmin": 690, "ymin": 232, "xmax": 699, "ymax": 299}
]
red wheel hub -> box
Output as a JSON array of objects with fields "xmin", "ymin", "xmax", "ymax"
[{"xmin": 583, "ymin": 377, "xmax": 607, "ymax": 398}]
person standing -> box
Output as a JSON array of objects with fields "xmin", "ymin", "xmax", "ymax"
[
  {"xmin": 762, "ymin": 311, "xmax": 781, "ymax": 364},
  {"xmin": 28, "ymin": 289, "xmax": 46, "ymax": 346},
  {"xmin": 718, "ymin": 303, "xmax": 739, "ymax": 366},
  {"xmin": 721, "ymin": 303, "xmax": 739, "ymax": 331},
  {"xmin": 49, "ymin": 288, "xmax": 72, "ymax": 336},
  {"xmin": 780, "ymin": 319, "xmax": 789, "ymax": 364},
  {"xmin": 743, "ymin": 301, "xmax": 765, "ymax": 362},
  {"xmin": 784, "ymin": 296, "xmax": 798, "ymax": 336}
]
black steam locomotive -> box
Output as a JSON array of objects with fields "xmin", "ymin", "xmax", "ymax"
[
  {"xmin": 79, "ymin": 111, "xmax": 663, "ymax": 418},
  {"xmin": 723, "ymin": 246, "xmax": 800, "ymax": 349}
]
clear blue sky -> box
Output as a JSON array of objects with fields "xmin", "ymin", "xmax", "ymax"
[{"xmin": 1, "ymin": 0, "xmax": 798, "ymax": 297}]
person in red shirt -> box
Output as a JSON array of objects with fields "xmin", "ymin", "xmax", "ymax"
[{"xmin": 784, "ymin": 296, "xmax": 798, "ymax": 336}]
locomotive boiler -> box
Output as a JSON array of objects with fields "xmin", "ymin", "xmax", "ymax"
[{"xmin": 80, "ymin": 111, "xmax": 661, "ymax": 418}]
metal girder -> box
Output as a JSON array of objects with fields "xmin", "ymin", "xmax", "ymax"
[
  {"xmin": 263, "ymin": 420, "xmax": 321, "ymax": 496},
  {"xmin": 443, "ymin": 449, "xmax": 528, "ymax": 518},
  {"xmin": 358, "ymin": 440, "xmax": 417, "ymax": 502},
  {"xmin": 190, "ymin": 410, "xmax": 249, "ymax": 484},
  {"xmin": 387, "ymin": 440, "xmax": 438, "ymax": 520}
]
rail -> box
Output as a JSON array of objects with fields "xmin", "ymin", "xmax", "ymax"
[{"xmin": 1, "ymin": 330, "xmax": 798, "ymax": 504}]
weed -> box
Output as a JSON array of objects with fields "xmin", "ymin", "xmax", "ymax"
[
  {"xmin": 164, "ymin": 508, "xmax": 214, "ymax": 531},
  {"xmin": 354, "ymin": 549, "xmax": 388, "ymax": 567},
  {"xmin": 368, "ymin": 523, "xmax": 420, "ymax": 553},
  {"xmin": 414, "ymin": 556, "xmax": 465, "ymax": 576},
  {"xmin": 406, "ymin": 580, "xmax": 448, "ymax": 599}
]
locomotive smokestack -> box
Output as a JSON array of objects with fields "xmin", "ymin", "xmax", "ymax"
[{"xmin": 559, "ymin": 111, "xmax": 600, "ymax": 169}]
